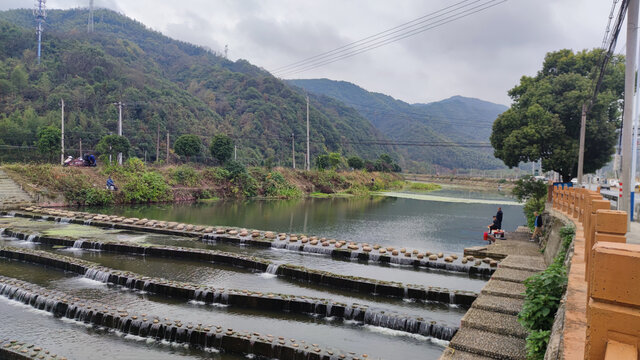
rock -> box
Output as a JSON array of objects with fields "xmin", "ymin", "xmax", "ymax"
[
  {"xmin": 239, "ymin": 230, "xmax": 248, "ymax": 236},
  {"xmin": 204, "ymin": 227, "xmax": 214, "ymax": 233},
  {"xmin": 301, "ymin": 238, "xmax": 308, "ymax": 243},
  {"xmin": 461, "ymin": 258, "xmax": 468, "ymax": 264},
  {"xmin": 167, "ymin": 222, "xmax": 178, "ymax": 229},
  {"xmin": 490, "ymin": 260, "xmax": 498, "ymax": 267},
  {"xmin": 429, "ymin": 254, "xmax": 438, "ymax": 260},
  {"xmin": 321, "ymin": 242, "xmax": 329, "ymax": 247},
  {"xmin": 387, "ymin": 247, "xmax": 395, "ymax": 251},
  {"xmin": 391, "ymin": 250, "xmax": 399, "ymax": 256},
  {"xmin": 400, "ymin": 248, "xmax": 406, "ymax": 253},
  {"xmin": 194, "ymin": 226, "xmax": 205, "ymax": 232},
  {"xmin": 175, "ymin": 224, "xmax": 185, "ymax": 231},
  {"xmin": 425, "ymin": 251, "xmax": 433, "ymax": 256},
  {"xmin": 475, "ymin": 260, "xmax": 482, "ymax": 266},
  {"xmin": 450, "ymin": 254, "xmax": 458, "ymax": 260},
  {"xmin": 122, "ymin": 219, "xmax": 134, "ymax": 224},
  {"xmin": 264, "ymin": 232, "xmax": 276, "ymax": 239},
  {"xmin": 215, "ymin": 228, "xmax": 225, "ymax": 234},
  {"xmin": 310, "ymin": 240, "xmax": 318, "ymax": 245},
  {"xmin": 378, "ymin": 248, "xmax": 387, "ymax": 254},
  {"xmin": 251, "ymin": 231, "xmax": 260, "ymax": 237},
  {"xmin": 404, "ymin": 252, "xmax": 411, "ymax": 257},
  {"xmin": 185, "ymin": 225, "xmax": 194, "ymax": 231},
  {"xmin": 416, "ymin": 253, "xmax": 424, "ymax": 259},
  {"xmin": 228, "ymin": 230, "xmax": 238, "ymax": 236},
  {"xmin": 290, "ymin": 236, "xmax": 298, "ymax": 241},
  {"xmin": 437, "ymin": 252, "xmax": 444, "ymax": 258},
  {"xmin": 482, "ymin": 257, "xmax": 492, "ymax": 264},
  {"xmin": 444, "ymin": 256, "xmax": 453, "ymax": 262},
  {"xmin": 373, "ymin": 244, "xmax": 381, "ymax": 250},
  {"xmin": 466, "ymin": 255, "xmax": 474, "ymax": 261},
  {"xmin": 362, "ymin": 246, "xmax": 372, "ymax": 252},
  {"xmin": 412, "ymin": 250, "xmax": 419, "ymax": 255}
]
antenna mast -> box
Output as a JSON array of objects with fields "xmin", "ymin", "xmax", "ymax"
[
  {"xmin": 88, "ymin": 0, "xmax": 94, "ymax": 33},
  {"xmin": 33, "ymin": 0, "xmax": 46, "ymax": 64}
]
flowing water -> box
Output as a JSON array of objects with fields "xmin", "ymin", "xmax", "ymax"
[{"xmin": 0, "ymin": 188, "xmax": 524, "ymax": 359}]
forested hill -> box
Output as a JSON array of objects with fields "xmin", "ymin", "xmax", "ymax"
[
  {"xmin": 287, "ymin": 79, "xmax": 509, "ymax": 171},
  {"xmin": 0, "ymin": 8, "xmax": 394, "ymax": 166}
]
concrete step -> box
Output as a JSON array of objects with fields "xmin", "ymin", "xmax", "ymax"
[
  {"xmin": 449, "ymin": 328, "xmax": 526, "ymax": 360},
  {"xmin": 461, "ymin": 308, "xmax": 528, "ymax": 338},
  {"xmin": 481, "ymin": 279, "xmax": 525, "ymax": 299},
  {"xmin": 471, "ymin": 295, "xmax": 524, "ymax": 316},
  {"xmin": 492, "ymin": 267, "xmax": 539, "ymax": 283},
  {"xmin": 440, "ymin": 347, "xmax": 495, "ymax": 360},
  {"xmin": 499, "ymin": 255, "xmax": 546, "ymax": 272}
]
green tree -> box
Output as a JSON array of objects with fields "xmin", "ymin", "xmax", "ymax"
[
  {"xmin": 173, "ymin": 134, "xmax": 202, "ymax": 161},
  {"xmin": 328, "ymin": 152, "xmax": 344, "ymax": 169},
  {"xmin": 36, "ymin": 126, "xmax": 61, "ymax": 162},
  {"xmin": 316, "ymin": 154, "xmax": 330, "ymax": 170},
  {"xmin": 512, "ymin": 175, "xmax": 548, "ymax": 202},
  {"xmin": 490, "ymin": 49, "xmax": 624, "ymax": 182},
  {"xmin": 96, "ymin": 135, "xmax": 130, "ymax": 165},
  {"xmin": 347, "ymin": 156, "xmax": 365, "ymax": 170},
  {"xmin": 10, "ymin": 65, "xmax": 27, "ymax": 92},
  {"xmin": 209, "ymin": 134, "xmax": 233, "ymax": 165}
]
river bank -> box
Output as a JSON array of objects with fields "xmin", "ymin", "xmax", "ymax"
[{"xmin": 1, "ymin": 162, "xmax": 407, "ymax": 206}]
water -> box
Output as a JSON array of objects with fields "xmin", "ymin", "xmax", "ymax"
[
  {"xmin": 0, "ymin": 257, "xmax": 449, "ymax": 359},
  {"xmin": 87, "ymin": 191, "xmax": 525, "ymax": 253}
]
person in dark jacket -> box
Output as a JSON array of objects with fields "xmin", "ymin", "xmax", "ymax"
[
  {"xmin": 496, "ymin": 207, "xmax": 503, "ymax": 229},
  {"xmin": 531, "ymin": 211, "xmax": 543, "ymax": 241},
  {"xmin": 488, "ymin": 216, "xmax": 500, "ymax": 232}
]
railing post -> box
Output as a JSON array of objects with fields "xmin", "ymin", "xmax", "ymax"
[
  {"xmin": 584, "ymin": 200, "xmax": 612, "ymax": 279},
  {"xmin": 586, "ymin": 241, "xmax": 639, "ymax": 360}
]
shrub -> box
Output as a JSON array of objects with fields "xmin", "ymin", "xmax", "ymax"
[
  {"xmin": 526, "ymin": 330, "xmax": 551, "ymax": 360},
  {"xmin": 224, "ymin": 160, "xmax": 247, "ymax": 178},
  {"xmin": 173, "ymin": 134, "xmax": 202, "ymax": 160},
  {"xmin": 262, "ymin": 171, "xmax": 302, "ymax": 198},
  {"xmin": 171, "ymin": 165, "xmax": 200, "ymax": 186},
  {"xmin": 210, "ymin": 134, "xmax": 233, "ymax": 165},
  {"xmin": 347, "ymin": 156, "xmax": 365, "ymax": 170},
  {"xmin": 124, "ymin": 157, "xmax": 145, "ymax": 173},
  {"xmin": 82, "ymin": 187, "xmax": 114, "ymax": 206},
  {"xmin": 123, "ymin": 171, "xmax": 171, "ymax": 203},
  {"xmin": 203, "ymin": 167, "xmax": 230, "ymax": 182},
  {"xmin": 409, "ymin": 182, "xmax": 441, "ymax": 192}
]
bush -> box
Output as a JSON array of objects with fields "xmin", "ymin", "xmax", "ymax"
[
  {"xmin": 519, "ymin": 225, "xmax": 574, "ymax": 360},
  {"xmin": 224, "ymin": 160, "xmax": 247, "ymax": 178},
  {"xmin": 203, "ymin": 167, "xmax": 230, "ymax": 182},
  {"xmin": 262, "ymin": 171, "xmax": 302, "ymax": 198},
  {"xmin": 173, "ymin": 134, "xmax": 202, "ymax": 160},
  {"xmin": 347, "ymin": 156, "xmax": 365, "ymax": 170},
  {"xmin": 123, "ymin": 171, "xmax": 171, "ymax": 203},
  {"xmin": 409, "ymin": 182, "xmax": 441, "ymax": 191},
  {"xmin": 171, "ymin": 165, "xmax": 200, "ymax": 186},
  {"xmin": 513, "ymin": 175, "xmax": 547, "ymax": 202},
  {"xmin": 82, "ymin": 187, "xmax": 114, "ymax": 206}
]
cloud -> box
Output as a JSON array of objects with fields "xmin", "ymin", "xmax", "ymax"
[{"xmin": 0, "ymin": 0, "xmax": 616, "ymax": 105}]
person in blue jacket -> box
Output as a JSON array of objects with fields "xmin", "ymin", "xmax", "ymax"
[{"xmin": 531, "ymin": 211, "xmax": 543, "ymax": 241}]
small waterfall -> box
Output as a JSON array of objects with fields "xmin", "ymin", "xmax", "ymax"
[
  {"xmin": 26, "ymin": 234, "xmax": 38, "ymax": 242},
  {"xmin": 449, "ymin": 292, "xmax": 456, "ymax": 305},
  {"xmin": 267, "ymin": 263, "xmax": 280, "ymax": 274},
  {"xmin": 84, "ymin": 268, "xmax": 111, "ymax": 283},
  {"xmin": 83, "ymin": 219, "xmax": 92, "ymax": 225},
  {"xmin": 0, "ymin": 228, "xmax": 5, "ymax": 236},
  {"xmin": 72, "ymin": 240, "xmax": 84, "ymax": 249},
  {"xmin": 350, "ymin": 251, "xmax": 359, "ymax": 260},
  {"xmin": 57, "ymin": 217, "xmax": 71, "ymax": 224},
  {"xmin": 6, "ymin": 211, "xmax": 15, "ymax": 217}
]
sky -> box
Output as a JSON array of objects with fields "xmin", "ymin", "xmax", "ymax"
[{"xmin": 0, "ymin": 0, "xmax": 617, "ymax": 106}]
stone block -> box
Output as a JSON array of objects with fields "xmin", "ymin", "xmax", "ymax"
[
  {"xmin": 595, "ymin": 210, "xmax": 628, "ymax": 235},
  {"xmin": 586, "ymin": 299, "xmax": 640, "ymax": 360},
  {"xmin": 590, "ymin": 242, "xmax": 640, "ymax": 307}
]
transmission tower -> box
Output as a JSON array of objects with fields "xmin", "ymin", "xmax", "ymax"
[
  {"xmin": 88, "ymin": 0, "xmax": 95, "ymax": 33},
  {"xmin": 224, "ymin": 45, "xmax": 228, "ymax": 59},
  {"xmin": 33, "ymin": 0, "xmax": 46, "ymax": 64}
]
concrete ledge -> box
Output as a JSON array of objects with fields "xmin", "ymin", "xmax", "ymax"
[
  {"xmin": 0, "ymin": 276, "xmax": 354, "ymax": 360},
  {"xmin": 460, "ymin": 308, "xmax": 527, "ymax": 338},
  {"xmin": 0, "ymin": 245, "xmax": 459, "ymax": 340},
  {"xmin": 0, "ymin": 339, "xmax": 63, "ymax": 360},
  {"xmin": 447, "ymin": 328, "xmax": 526, "ymax": 360},
  {"xmin": 480, "ymin": 280, "xmax": 525, "ymax": 300}
]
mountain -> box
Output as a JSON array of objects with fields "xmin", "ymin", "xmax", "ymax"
[
  {"xmin": 287, "ymin": 79, "xmax": 509, "ymax": 171},
  {"xmin": 0, "ymin": 9, "xmax": 394, "ymax": 166}
]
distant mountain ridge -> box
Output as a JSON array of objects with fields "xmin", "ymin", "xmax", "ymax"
[{"xmin": 287, "ymin": 79, "xmax": 508, "ymax": 171}]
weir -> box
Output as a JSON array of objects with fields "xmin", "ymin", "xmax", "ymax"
[
  {"xmin": 0, "ymin": 245, "xmax": 460, "ymax": 340},
  {"xmin": 0, "ymin": 228, "xmax": 478, "ymax": 305},
  {"xmin": 7, "ymin": 208, "xmax": 497, "ymax": 278}
]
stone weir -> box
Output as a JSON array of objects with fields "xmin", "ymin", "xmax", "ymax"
[
  {"xmin": 0, "ymin": 245, "xmax": 459, "ymax": 341},
  {"xmin": 0, "ymin": 276, "xmax": 359, "ymax": 360},
  {"xmin": 10, "ymin": 208, "xmax": 497, "ymax": 277},
  {"xmin": 2, "ymin": 228, "xmax": 477, "ymax": 307},
  {"xmin": 0, "ymin": 339, "xmax": 65, "ymax": 360}
]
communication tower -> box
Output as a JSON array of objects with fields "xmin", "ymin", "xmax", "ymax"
[
  {"xmin": 88, "ymin": 0, "xmax": 95, "ymax": 33},
  {"xmin": 33, "ymin": 0, "xmax": 46, "ymax": 64}
]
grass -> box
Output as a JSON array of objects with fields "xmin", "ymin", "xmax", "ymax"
[{"xmin": 408, "ymin": 182, "xmax": 441, "ymax": 192}]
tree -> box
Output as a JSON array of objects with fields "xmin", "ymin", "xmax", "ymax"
[
  {"xmin": 174, "ymin": 134, "xmax": 202, "ymax": 161},
  {"xmin": 374, "ymin": 153, "xmax": 401, "ymax": 172},
  {"xmin": 490, "ymin": 49, "xmax": 624, "ymax": 182},
  {"xmin": 209, "ymin": 134, "xmax": 233, "ymax": 165},
  {"xmin": 96, "ymin": 135, "xmax": 130, "ymax": 165},
  {"xmin": 316, "ymin": 154, "xmax": 330, "ymax": 170},
  {"xmin": 328, "ymin": 152, "xmax": 344, "ymax": 169},
  {"xmin": 512, "ymin": 175, "xmax": 547, "ymax": 202},
  {"xmin": 36, "ymin": 126, "xmax": 60, "ymax": 162},
  {"xmin": 347, "ymin": 156, "xmax": 365, "ymax": 170}
]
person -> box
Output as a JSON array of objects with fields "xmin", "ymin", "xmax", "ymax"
[
  {"xmin": 487, "ymin": 215, "xmax": 500, "ymax": 232},
  {"xmin": 106, "ymin": 176, "xmax": 117, "ymax": 191},
  {"xmin": 531, "ymin": 211, "xmax": 543, "ymax": 241},
  {"xmin": 496, "ymin": 207, "xmax": 503, "ymax": 230}
]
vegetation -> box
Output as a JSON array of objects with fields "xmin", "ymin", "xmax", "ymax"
[
  {"xmin": 491, "ymin": 49, "xmax": 624, "ymax": 182},
  {"xmin": 288, "ymin": 79, "xmax": 508, "ymax": 171},
  {"xmin": 0, "ymin": 10, "xmax": 395, "ymax": 167},
  {"xmin": 408, "ymin": 182, "xmax": 441, "ymax": 192},
  {"xmin": 95, "ymin": 135, "xmax": 130, "ymax": 164},
  {"xmin": 513, "ymin": 175, "xmax": 548, "ymax": 230},
  {"xmin": 173, "ymin": 134, "xmax": 202, "ymax": 161},
  {"xmin": 36, "ymin": 125, "xmax": 61, "ymax": 161},
  {"xmin": 210, "ymin": 134, "xmax": 234, "ymax": 165},
  {"xmin": 347, "ymin": 156, "xmax": 365, "ymax": 170},
  {"xmin": 519, "ymin": 226, "xmax": 575, "ymax": 360}
]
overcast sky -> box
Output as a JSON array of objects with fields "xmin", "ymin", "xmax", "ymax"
[{"xmin": 1, "ymin": 0, "xmax": 617, "ymax": 105}]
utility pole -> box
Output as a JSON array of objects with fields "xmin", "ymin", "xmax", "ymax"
[
  {"xmin": 622, "ymin": 0, "xmax": 639, "ymax": 228},
  {"xmin": 577, "ymin": 104, "xmax": 587, "ymax": 184},
  {"xmin": 166, "ymin": 132, "xmax": 170, "ymax": 164},
  {"xmin": 292, "ymin": 133, "xmax": 295, "ymax": 169},
  {"xmin": 116, "ymin": 101, "xmax": 123, "ymax": 165},
  {"xmin": 306, "ymin": 95, "xmax": 310, "ymax": 171},
  {"xmin": 79, "ymin": 138, "xmax": 82, "ymax": 158},
  {"xmin": 60, "ymin": 98, "xmax": 64, "ymax": 165},
  {"xmin": 87, "ymin": 0, "xmax": 94, "ymax": 33},
  {"xmin": 234, "ymin": 144, "xmax": 237, "ymax": 161},
  {"xmin": 156, "ymin": 123, "xmax": 160, "ymax": 163}
]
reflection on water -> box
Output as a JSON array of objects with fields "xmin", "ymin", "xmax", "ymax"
[{"xmin": 88, "ymin": 192, "xmax": 525, "ymax": 253}]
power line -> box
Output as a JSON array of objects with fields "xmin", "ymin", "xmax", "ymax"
[{"xmin": 274, "ymin": 0, "xmax": 507, "ymax": 77}]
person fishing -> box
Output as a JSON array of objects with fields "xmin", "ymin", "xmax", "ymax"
[
  {"xmin": 106, "ymin": 176, "xmax": 117, "ymax": 191},
  {"xmin": 496, "ymin": 207, "xmax": 503, "ymax": 230}
]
